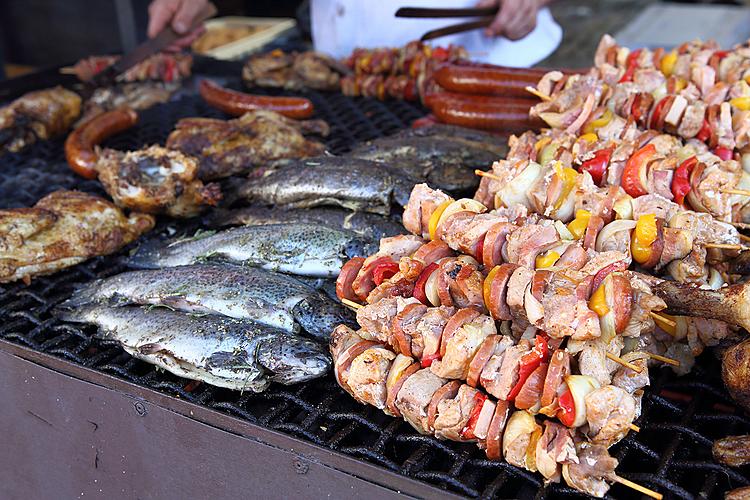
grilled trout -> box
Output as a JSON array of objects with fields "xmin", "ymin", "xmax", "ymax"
[
  {"xmin": 129, "ymin": 224, "xmax": 376, "ymax": 277},
  {"xmin": 57, "ymin": 305, "xmax": 330, "ymax": 391},
  {"xmin": 61, "ymin": 264, "xmax": 355, "ymax": 340},
  {"xmin": 395, "ymin": 124, "xmax": 508, "ymax": 156},
  {"xmin": 236, "ymin": 157, "xmax": 412, "ymax": 215}
]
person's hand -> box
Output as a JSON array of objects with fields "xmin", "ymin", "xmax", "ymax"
[
  {"xmin": 476, "ymin": 0, "xmax": 549, "ymax": 41},
  {"xmin": 147, "ymin": 0, "xmax": 210, "ymax": 51}
]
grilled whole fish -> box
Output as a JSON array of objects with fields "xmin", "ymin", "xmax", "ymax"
[
  {"xmin": 236, "ymin": 157, "xmax": 412, "ymax": 215},
  {"xmin": 56, "ymin": 304, "xmax": 330, "ymax": 390},
  {"xmin": 347, "ymin": 135, "xmax": 498, "ymax": 192},
  {"xmin": 129, "ymin": 223, "xmax": 376, "ymax": 277},
  {"xmin": 61, "ymin": 264, "xmax": 355, "ymax": 340},
  {"xmin": 396, "ymin": 124, "xmax": 508, "ymax": 157},
  {"xmin": 205, "ymin": 205, "xmax": 404, "ymax": 241}
]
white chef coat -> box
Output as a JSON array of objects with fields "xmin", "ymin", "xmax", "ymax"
[{"xmin": 311, "ymin": 0, "xmax": 562, "ymax": 67}]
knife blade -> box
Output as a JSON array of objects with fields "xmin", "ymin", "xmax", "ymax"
[{"xmin": 89, "ymin": 2, "xmax": 216, "ymax": 88}]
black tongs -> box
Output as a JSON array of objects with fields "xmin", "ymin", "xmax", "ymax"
[{"xmin": 395, "ymin": 6, "xmax": 500, "ymax": 41}]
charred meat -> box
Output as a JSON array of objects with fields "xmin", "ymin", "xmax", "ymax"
[{"xmin": 242, "ymin": 50, "xmax": 346, "ymax": 91}]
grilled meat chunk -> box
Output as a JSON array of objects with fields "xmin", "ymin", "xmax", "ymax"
[
  {"xmin": 166, "ymin": 110, "xmax": 328, "ymax": 180},
  {"xmin": 242, "ymin": 50, "xmax": 345, "ymax": 91},
  {"xmin": 0, "ymin": 190, "xmax": 154, "ymax": 284},
  {"xmin": 723, "ymin": 337, "xmax": 750, "ymax": 414},
  {"xmin": 56, "ymin": 304, "xmax": 330, "ymax": 391},
  {"xmin": 79, "ymin": 82, "xmax": 178, "ymax": 124},
  {"xmin": 236, "ymin": 157, "xmax": 413, "ymax": 215},
  {"xmin": 562, "ymin": 445, "xmax": 618, "ymax": 498},
  {"xmin": 1, "ymin": 86, "xmax": 81, "ymax": 152},
  {"xmin": 96, "ymin": 145, "xmax": 221, "ymax": 217},
  {"xmin": 713, "ymin": 435, "xmax": 750, "ymax": 467}
]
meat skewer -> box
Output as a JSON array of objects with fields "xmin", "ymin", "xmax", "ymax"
[
  {"xmin": 330, "ymin": 325, "xmax": 663, "ymax": 499},
  {"xmin": 65, "ymin": 53, "xmax": 193, "ymax": 83}
]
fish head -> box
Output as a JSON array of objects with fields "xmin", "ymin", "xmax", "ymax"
[
  {"xmin": 255, "ymin": 335, "xmax": 331, "ymax": 385},
  {"xmin": 291, "ymin": 295, "xmax": 357, "ymax": 341}
]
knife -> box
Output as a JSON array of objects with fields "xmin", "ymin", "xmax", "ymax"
[{"xmin": 89, "ymin": 2, "xmax": 217, "ymax": 88}]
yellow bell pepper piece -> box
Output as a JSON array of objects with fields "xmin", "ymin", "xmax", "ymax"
[
  {"xmin": 552, "ymin": 162, "xmax": 579, "ymax": 212},
  {"xmin": 673, "ymin": 77, "xmax": 687, "ymax": 93},
  {"xmin": 588, "ymin": 283, "xmax": 609, "ymax": 317},
  {"xmin": 535, "ymin": 251, "xmax": 560, "ymax": 269},
  {"xmin": 578, "ymin": 133, "xmax": 598, "ymax": 144},
  {"xmin": 483, "ymin": 265, "xmax": 500, "ymax": 308},
  {"xmin": 631, "ymin": 213, "xmax": 658, "ymax": 264},
  {"xmin": 428, "ymin": 200, "xmax": 452, "ymax": 241},
  {"xmin": 661, "ymin": 50, "xmax": 678, "ymax": 77},
  {"xmin": 534, "ymin": 136, "xmax": 552, "ymax": 152},
  {"xmin": 730, "ymin": 97, "xmax": 750, "ymax": 111},
  {"xmin": 582, "ymin": 109, "xmax": 613, "ymax": 135},
  {"xmin": 567, "ymin": 209, "xmax": 591, "ymax": 239}
]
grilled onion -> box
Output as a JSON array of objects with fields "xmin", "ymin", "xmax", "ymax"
[
  {"xmin": 565, "ymin": 375, "xmax": 600, "ymax": 427},
  {"xmin": 613, "ymin": 194, "xmax": 633, "ymax": 220},
  {"xmin": 385, "ymin": 354, "xmax": 415, "ymax": 395},
  {"xmin": 595, "ymin": 219, "xmax": 636, "ymax": 252},
  {"xmin": 496, "ymin": 162, "xmax": 542, "ymax": 208}
]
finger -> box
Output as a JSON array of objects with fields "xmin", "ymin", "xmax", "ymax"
[
  {"xmin": 172, "ymin": 0, "xmax": 209, "ymax": 34},
  {"xmin": 147, "ymin": 0, "xmax": 179, "ymax": 38},
  {"xmin": 164, "ymin": 26, "xmax": 205, "ymax": 52},
  {"xmin": 485, "ymin": 0, "xmax": 517, "ymax": 36},
  {"xmin": 504, "ymin": 9, "xmax": 537, "ymax": 40},
  {"xmin": 499, "ymin": 3, "xmax": 533, "ymax": 39},
  {"xmin": 475, "ymin": 0, "xmax": 499, "ymax": 7}
]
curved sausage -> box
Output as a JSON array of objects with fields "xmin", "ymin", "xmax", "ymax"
[
  {"xmin": 485, "ymin": 399, "xmax": 511, "ymax": 460},
  {"xmin": 427, "ymin": 380, "xmax": 461, "ymax": 431},
  {"xmin": 540, "ymin": 350, "xmax": 570, "ymax": 409},
  {"xmin": 608, "ymin": 274, "xmax": 634, "ymax": 334},
  {"xmin": 385, "ymin": 362, "xmax": 421, "ymax": 417},
  {"xmin": 641, "ymin": 218, "xmax": 665, "ymax": 269},
  {"xmin": 336, "ymin": 257, "xmax": 365, "ymax": 302},
  {"xmin": 515, "ymin": 362, "xmax": 549, "ymax": 410},
  {"xmin": 583, "ymin": 215, "xmax": 605, "ymax": 251},
  {"xmin": 467, "ymin": 335, "xmax": 499, "ymax": 388},
  {"xmin": 65, "ymin": 108, "xmax": 138, "ymax": 179},
  {"xmin": 430, "ymin": 97, "xmax": 543, "ymax": 133},
  {"xmin": 482, "ymin": 222, "xmax": 513, "ymax": 269},
  {"xmin": 556, "ymin": 245, "xmax": 588, "ymax": 270},
  {"xmin": 434, "ymin": 65, "xmax": 542, "ymax": 98},
  {"xmin": 199, "ymin": 79, "xmax": 314, "ymax": 119},
  {"xmin": 488, "ymin": 263, "xmax": 518, "ymax": 321},
  {"xmin": 412, "ymin": 240, "xmax": 454, "ymax": 266},
  {"xmin": 530, "ymin": 270, "xmax": 551, "ymax": 302},
  {"xmin": 423, "ymin": 91, "xmax": 535, "ymax": 108},
  {"xmin": 440, "ymin": 308, "xmax": 482, "ymax": 357}
]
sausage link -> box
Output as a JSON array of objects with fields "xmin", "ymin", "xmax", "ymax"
[
  {"xmin": 199, "ymin": 79, "xmax": 314, "ymax": 119},
  {"xmin": 423, "ymin": 91, "xmax": 535, "ymax": 109},
  {"xmin": 430, "ymin": 97, "xmax": 542, "ymax": 133},
  {"xmin": 64, "ymin": 108, "xmax": 138, "ymax": 179},
  {"xmin": 434, "ymin": 65, "xmax": 541, "ymax": 98}
]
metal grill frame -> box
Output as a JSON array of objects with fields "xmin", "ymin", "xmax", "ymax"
[{"xmin": 1, "ymin": 61, "xmax": 749, "ymax": 499}]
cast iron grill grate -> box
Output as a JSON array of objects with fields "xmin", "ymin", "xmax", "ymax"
[{"xmin": 1, "ymin": 74, "xmax": 750, "ymax": 499}]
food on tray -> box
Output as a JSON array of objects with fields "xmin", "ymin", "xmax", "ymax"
[
  {"xmin": 204, "ymin": 205, "xmax": 406, "ymax": 242},
  {"xmin": 243, "ymin": 49, "xmax": 346, "ymax": 91},
  {"xmin": 192, "ymin": 24, "xmax": 261, "ymax": 53},
  {"xmin": 199, "ymin": 80, "xmax": 315, "ymax": 119},
  {"xmin": 66, "ymin": 109, "xmax": 221, "ymax": 217},
  {"xmin": 0, "ymin": 86, "xmax": 81, "ymax": 153},
  {"xmin": 57, "ymin": 304, "xmax": 330, "ymax": 391},
  {"xmin": 128, "ymin": 223, "xmax": 376, "ymax": 278},
  {"xmin": 0, "ymin": 190, "xmax": 154, "ymax": 284},
  {"xmin": 70, "ymin": 53, "xmax": 193, "ymax": 83},
  {"xmin": 235, "ymin": 157, "xmax": 413, "ymax": 215},
  {"xmin": 61, "ymin": 264, "xmax": 355, "ymax": 341},
  {"xmin": 165, "ymin": 110, "xmax": 328, "ymax": 179}
]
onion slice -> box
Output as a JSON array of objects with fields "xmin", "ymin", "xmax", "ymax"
[{"xmin": 595, "ymin": 219, "xmax": 637, "ymax": 252}]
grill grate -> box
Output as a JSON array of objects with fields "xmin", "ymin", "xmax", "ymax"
[{"xmin": 1, "ymin": 74, "xmax": 750, "ymax": 499}]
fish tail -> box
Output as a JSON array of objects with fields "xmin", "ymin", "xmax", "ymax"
[
  {"xmin": 58, "ymin": 282, "xmax": 100, "ymax": 310},
  {"xmin": 127, "ymin": 238, "xmax": 163, "ymax": 269}
]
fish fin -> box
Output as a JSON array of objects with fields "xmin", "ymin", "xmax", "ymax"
[
  {"xmin": 127, "ymin": 238, "xmax": 164, "ymax": 269},
  {"xmin": 137, "ymin": 343, "xmax": 167, "ymax": 355}
]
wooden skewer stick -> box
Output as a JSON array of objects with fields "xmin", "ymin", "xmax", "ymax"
[
  {"xmin": 525, "ymin": 85, "xmax": 551, "ymax": 101},
  {"xmin": 475, "ymin": 169, "xmax": 503, "ymax": 182},
  {"xmin": 648, "ymin": 353, "xmax": 681, "ymax": 367},
  {"xmin": 649, "ymin": 311, "xmax": 676, "ymax": 329},
  {"xmin": 606, "ymin": 352, "xmax": 642, "ymax": 373},
  {"xmin": 730, "ymin": 221, "xmax": 750, "ymax": 230},
  {"xmin": 720, "ymin": 188, "xmax": 750, "ymax": 197},
  {"xmin": 613, "ymin": 475, "xmax": 663, "ymax": 500},
  {"xmin": 59, "ymin": 66, "xmax": 77, "ymax": 75},
  {"xmin": 704, "ymin": 243, "xmax": 749, "ymax": 251},
  {"xmin": 629, "ymin": 423, "xmax": 640, "ymax": 432},
  {"xmin": 740, "ymin": 233, "xmax": 750, "ymax": 243},
  {"xmin": 341, "ymin": 298, "xmax": 363, "ymax": 311}
]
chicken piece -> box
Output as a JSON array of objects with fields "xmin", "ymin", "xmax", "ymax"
[
  {"xmin": 478, "ymin": 335, "xmax": 515, "ymax": 398},
  {"xmin": 535, "ymin": 421, "xmax": 577, "ymax": 483},
  {"xmin": 541, "ymin": 270, "xmax": 600, "ymax": 340},
  {"xmin": 433, "ymin": 384, "xmax": 480, "ymax": 441},
  {"xmin": 96, "ymin": 145, "xmax": 221, "ymax": 218},
  {"xmin": 431, "ymin": 315, "xmax": 496, "ymax": 379},
  {"xmin": 0, "ymin": 190, "xmax": 154, "ymax": 284},
  {"xmin": 347, "ymin": 346, "xmax": 396, "ymax": 409},
  {"xmin": 165, "ymin": 110, "xmax": 328, "ymax": 180},
  {"xmin": 0, "ymin": 86, "xmax": 81, "ymax": 152},
  {"xmin": 78, "ymin": 82, "xmax": 178, "ymax": 124},
  {"xmin": 357, "ymin": 296, "xmax": 421, "ymax": 345},
  {"xmin": 612, "ymin": 354, "xmax": 649, "ymax": 393},
  {"xmin": 723, "ymin": 337, "xmax": 750, "ymax": 414},
  {"xmin": 242, "ymin": 50, "xmax": 344, "ymax": 91},
  {"xmin": 713, "ymin": 435, "xmax": 750, "ymax": 467},
  {"xmin": 410, "ymin": 306, "xmax": 456, "ymax": 360},
  {"xmin": 562, "ymin": 445, "xmax": 617, "ymax": 498},
  {"xmin": 482, "ymin": 339, "xmax": 531, "ymax": 400},
  {"xmin": 402, "ymin": 183, "xmax": 452, "ymax": 239},
  {"xmin": 584, "ymin": 386, "xmax": 636, "ymax": 447},
  {"xmin": 395, "ymin": 368, "xmax": 447, "ymax": 434}
]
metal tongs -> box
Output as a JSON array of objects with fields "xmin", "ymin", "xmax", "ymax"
[{"xmin": 395, "ymin": 6, "xmax": 500, "ymax": 41}]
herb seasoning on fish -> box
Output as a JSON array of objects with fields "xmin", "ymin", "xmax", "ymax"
[{"xmin": 56, "ymin": 304, "xmax": 331, "ymax": 391}]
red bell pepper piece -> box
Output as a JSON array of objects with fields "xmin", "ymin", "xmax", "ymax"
[
  {"xmin": 460, "ymin": 392, "xmax": 488, "ymax": 440},
  {"xmin": 648, "ymin": 96, "xmax": 671, "ymax": 130},
  {"xmin": 621, "ymin": 144, "xmax": 656, "ymax": 197},
  {"xmin": 714, "ymin": 50, "xmax": 730, "ymax": 60},
  {"xmin": 696, "ymin": 119, "xmax": 712, "ymax": 143},
  {"xmin": 421, "ymin": 352, "xmax": 441, "ymax": 368},
  {"xmin": 713, "ymin": 147, "xmax": 733, "ymax": 161},
  {"xmin": 372, "ymin": 261, "xmax": 399, "ymax": 286},
  {"xmin": 507, "ymin": 335, "xmax": 550, "ymax": 401},
  {"xmin": 431, "ymin": 46, "xmax": 451, "ymax": 62},
  {"xmin": 579, "ymin": 148, "xmax": 613, "ymax": 186},
  {"xmin": 557, "ymin": 388, "xmax": 576, "ymax": 427},
  {"xmin": 671, "ymin": 156, "xmax": 697, "ymax": 206},
  {"xmin": 412, "ymin": 262, "xmax": 439, "ymax": 305},
  {"xmin": 618, "ymin": 49, "xmax": 642, "ymax": 83}
]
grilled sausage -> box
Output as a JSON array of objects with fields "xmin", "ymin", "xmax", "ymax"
[
  {"xmin": 430, "ymin": 96, "xmax": 542, "ymax": 132},
  {"xmin": 434, "ymin": 65, "xmax": 542, "ymax": 98},
  {"xmin": 199, "ymin": 79, "xmax": 314, "ymax": 119}
]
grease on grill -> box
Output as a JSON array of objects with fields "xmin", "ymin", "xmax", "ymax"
[{"xmin": 1, "ymin": 75, "xmax": 749, "ymax": 499}]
